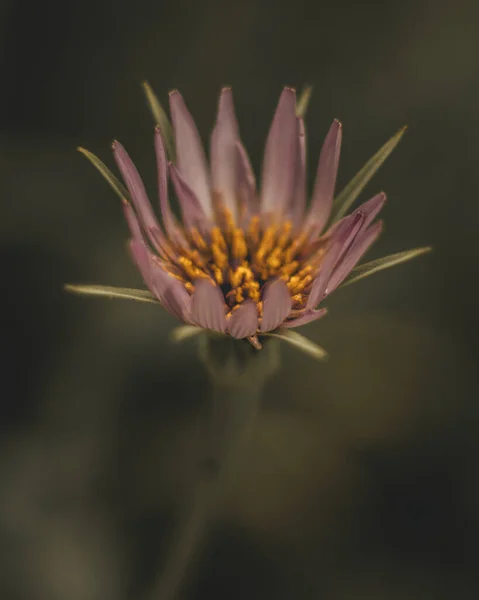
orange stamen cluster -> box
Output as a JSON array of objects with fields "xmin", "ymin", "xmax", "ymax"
[{"xmin": 165, "ymin": 205, "xmax": 323, "ymax": 315}]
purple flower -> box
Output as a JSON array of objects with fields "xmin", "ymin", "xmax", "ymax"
[{"xmin": 68, "ymin": 86, "xmax": 430, "ymax": 356}]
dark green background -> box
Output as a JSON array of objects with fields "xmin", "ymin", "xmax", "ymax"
[{"xmin": 1, "ymin": 0, "xmax": 478, "ymax": 598}]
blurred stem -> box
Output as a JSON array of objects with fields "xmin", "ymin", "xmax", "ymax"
[{"xmin": 149, "ymin": 335, "xmax": 279, "ymax": 600}]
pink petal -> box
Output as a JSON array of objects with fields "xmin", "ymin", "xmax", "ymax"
[
  {"xmin": 282, "ymin": 307, "xmax": 328, "ymax": 328},
  {"xmin": 306, "ymin": 119, "xmax": 342, "ymax": 236},
  {"xmin": 291, "ymin": 116, "xmax": 307, "ymax": 230},
  {"xmin": 129, "ymin": 240, "xmax": 191, "ymax": 322},
  {"xmin": 123, "ymin": 202, "xmax": 144, "ymax": 242},
  {"xmin": 306, "ymin": 210, "xmax": 367, "ymax": 308},
  {"xmin": 331, "ymin": 211, "xmax": 365, "ymax": 264},
  {"xmin": 349, "ymin": 191, "xmax": 386, "ymax": 230},
  {"xmin": 169, "ymin": 90, "xmax": 212, "ymax": 218},
  {"xmin": 154, "ymin": 127, "xmax": 181, "ymax": 242},
  {"xmin": 260, "ymin": 87, "xmax": 298, "ymax": 217},
  {"xmin": 327, "ymin": 220, "xmax": 383, "ymax": 294},
  {"xmin": 113, "ymin": 141, "xmax": 165, "ymax": 253},
  {"xmin": 211, "ymin": 88, "xmax": 240, "ymax": 221},
  {"xmin": 191, "ymin": 279, "xmax": 227, "ymax": 333},
  {"xmin": 169, "ymin": 163, "xmax": 210, "ymax": 232},
  {"xmin": 306, "ymin": 240, "xmax": 345, "ymax": 309},
  {"xmin": 227, "ymin": 300, "xmax": 259, "ymax": 339},
  {"xmin": 260, "ymin": 279, "xmax": 293, "ymax": 332}
]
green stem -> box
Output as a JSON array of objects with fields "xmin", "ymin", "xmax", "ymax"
[{"xmin": 149, "ymin": 336, "xmax": 278, "ymax": 600}]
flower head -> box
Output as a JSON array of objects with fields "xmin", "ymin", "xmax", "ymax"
[{"xmin": 68, "ymin": 85, "xmax": 430, "ymax": 356}]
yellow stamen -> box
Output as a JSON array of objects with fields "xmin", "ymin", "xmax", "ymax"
[
  {"xmin": 190, "ymin": 228, "xmax": 208, "ymax": 252},
  {"xmin": 292, "ymin": 293, "xmax": 305, "ymax": 305},
  {"xmin": 284, "ymin": 230, "xmax": 308, "ymax": 263},
  {"xmin": 244, "ymin": 280, "xmax": 260, "ymax": 302},
  {"xmin": 213, "ymin": 266, "xmax": 224, "ymax": 285},
  {"xmin": 277, "ymin": 220, "xmax": 293, "ymax": 250},
  {"xmin": 229, "ymin": 265, "xmax": 251, "ymax": 288},
  {"xmin": 213, "ymin": 195, "xmax": 235, "ymax": 239},
  {"xmin": 183, "ymin": 249, "xmax": 205, "ymax": 268},
  {"xmin": 232, "ymin": 228, "xmax": 248, "ymax": 261},
  {"xmin": 296, "ymin": 264, "xmax": 313, "ymax": 279},
  {"xmin": 288, "ymin": 273, "xmax": 313, "ymax": 294},
  {"xmin": 255, "ymin": 224, "xmax": 277, "ymax": 265},
  {"xmin": 266, "ymin": 247, "xmax": 283, "ymax": 270},
  {"xmin": 165, "ymin": 213, "xmax": 325, "ymax": 317},
  {"xmin": 248, "ymin": 216, "xmax": 261, "ymax": 246},
  {"xmin": 178, "ymin": 256, "xmax": 209, "ymax": 280},
  {"xmin": 280, "ymin": 260, "xmax": 299, "ymax": 277},
  {"xmin": 211, "ymin": 227, "xmax": 228, "ymax": 270}
]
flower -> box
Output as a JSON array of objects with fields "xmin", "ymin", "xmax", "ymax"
[{"xmin": 68, "ymin": 85, "xmax": 430, "ymax": 356}]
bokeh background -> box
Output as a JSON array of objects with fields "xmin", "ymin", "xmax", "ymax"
[{"xmin": 1, "ymin": 0, "xmax": 478, "ymax": 598}]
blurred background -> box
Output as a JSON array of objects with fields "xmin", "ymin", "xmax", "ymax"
[{"xmin": 1, "ymin": 0, "xmax": 478, "ymax": 598}]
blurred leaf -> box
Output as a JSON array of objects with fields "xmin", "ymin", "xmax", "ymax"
[
  {"xmin": 296, "ymin": 85, "xmax": 313, "ymax": 117},
  {"xmin": 341, "ymin": 246, "xmax": 432, "ymax": 287},
  {"xmin": 64, "ymin": 284, "xmax": 158, "ymax": 303},
  {"xmin": 170, "ymin": 325, "xmax": 204, "ymax": 343},
  {"xmin": 142, "ymin": 81, "xmax": 176, "ymax": 162},
  {"xmin": 78, "ymin": 147, "xmax": 130, "ymax": 202},
  {"xmin": 264, "ymin": 329, "xmax": 328, "ymax": 360},
  {"xmin": 331, "ymin": 126, "xmax": 407, "ymax": 223}
]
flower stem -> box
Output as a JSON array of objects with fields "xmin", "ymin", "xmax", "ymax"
[{"xmin": 149, "ymin": 335, "xmax": 279, "ymax": 600}]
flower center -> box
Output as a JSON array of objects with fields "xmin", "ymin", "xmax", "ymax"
[{"xmin": 163, "ymin": 207, "xmax": 325, "ymax": 316}]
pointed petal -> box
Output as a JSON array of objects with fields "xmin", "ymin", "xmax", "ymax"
[
  {"xmin": 130, "ymin": 240, "xmax": 192, "ymax": 322},
  {"xmin": 113, "ymin": 141, "xmax": 165, "ymax": 252},
  {"xmin": 211, "ymin": 88, "xmax": 240, "ymax": 221},
  {"xmin": 123, "ymin": 201, "xmax": 143, "ymax": 240},
  {"xmin": 78, "ymin": 147, "xmax": 130, "ymax": 201},
  {"xmin": 306, "ymin": 119, "xmax": 342, "ymax": 235},
  {"xmin": 236, "ymin": 141, "xmax": 258, "ymax": 222},
  {"xmin": 306, "ymin": 239, "xmax": 345, "ymax": 308},
  {"xmin": 153, "ymin": 129, "xmax": 188, "ymax": 247},
  {"xmin": 169, "ymin": 90, "xmax": 212, "ymax": 217},
  {"xmin": 64, "ymin": 284, "xmax": 158, "ymax": 304},
  {"xmin": 261, "ymin": 87, "xmax": 298, "ymax": 216},
  {"xmin": 292, "ymin": 116, "xmax": 307, "ymax": 229},
  {"xmin": 121, "ymin": 198, "xmax": 166, "ymax": 260},
  {"xmin": 327, "ymin": 221, "xmax": 383, "ymax": 294},
  {"xmin": 170, "ymin": 325, "xmax": 203, "ymax": 343},
  {"xmin": 169, "ymin": 163, "xmax": 209, "ymax": 231},
  {"xmin": 263, "ymin": 329, "xmax": 328, "ymax": 360},
  {"xmin": 282, "ymin": 307, "xmax": 328, "ymax": 328},
  {"xmin": 331, "ymin": 126, "xmax": 406, "ymax": 223},
  {"xmin": 191, "ymin": 279, "xmax": 227, "ymax": 332},
  {"xmin": 142, "ymin": 81, "xmax": 175, "ymax": 161},
  {"xmin": 341, "ymin": 246, "xmax": 432, "ymax": 288},
  {"xmin": 260, "ymin": 279, "xmax": 293, "ymax": 332},
  {"xmin": 306, "ymin": 211, "xmax": 367, "ymax": 308},
  {"xmin": 349, "ymin": 191, "xmax": 386, "ymax": 230},
  {"xmin": 227, "ymin": 300, "xmax": 259, "ymax": 339}
]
